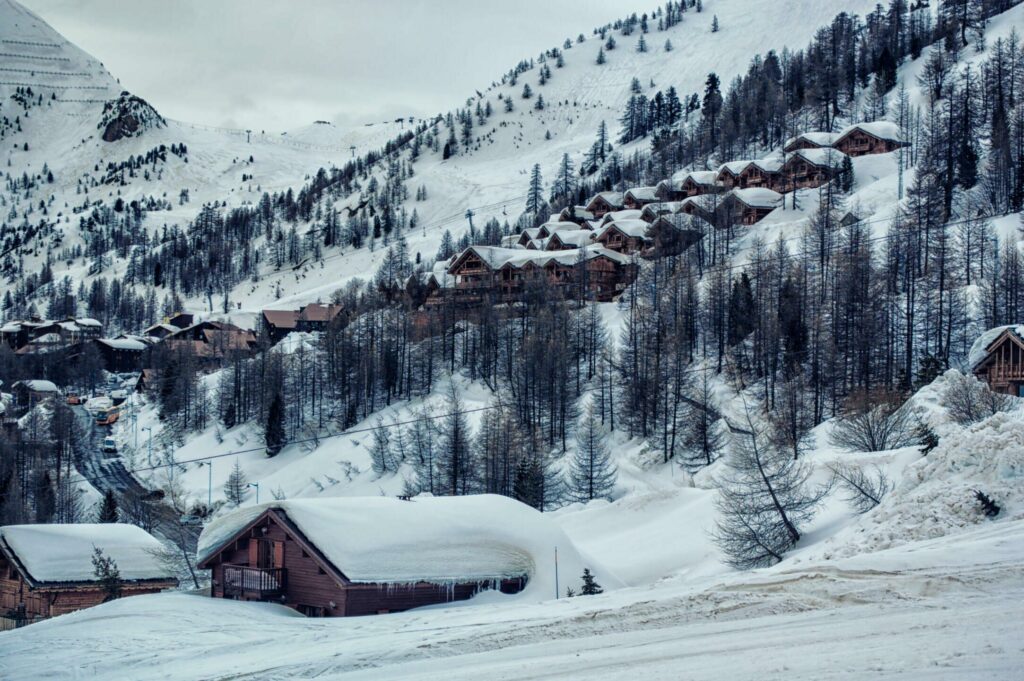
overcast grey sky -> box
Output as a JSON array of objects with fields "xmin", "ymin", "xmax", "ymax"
[{"xmin": 22, "ymin": 0, "xmax": 641, "ymax": 131}]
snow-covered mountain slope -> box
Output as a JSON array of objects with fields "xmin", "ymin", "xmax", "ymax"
[{"xmin": 1, "ymin": 0, "xmax": 886, "ymax": 320}]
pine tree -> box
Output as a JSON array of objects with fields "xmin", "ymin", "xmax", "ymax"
[
  {"xmin": 974, "ymin": 490, "xmax": 1000, "ymax": 517},
  {"xmin": 525, "ymin": 164, "xmax": 544, "ymax": 216},
  {"xmin": 369, "ymin": 418, "xmax": 396, "ymax": 475},
  {"xmin": 224, "ymin": 460, "xmax": 249, "ymax": 506},
  {"xmin": 568, "ymin": 405, "xmax": 617, "ymax": 502},
  {"xmin": 439, "ymin": 383, "xmax": 475, "ymax": 496},
  {"xmin": 711, "ymin": 14, "xmax": 719, "ymax": 32},
  {"xmin": 551, "ymin": 153, "xmax": 576, "ymax": 202},
  {"xmin": 91, "ymin": 547, "xmax": 122, "ymax": 602},
  {"xmin": 637, "ymin": 34, "xmax": 648, "ymax": 53},
  {"xmin": 664, "ymin": 39, "xmax": 674, "ymax": 52},
  {"xmin": 97, "ymin": 489, "xmax": 118, "ymax": 523},
  {"xmin": 579, "ymin": 568, "xmax": 603, "ymax": 595},
  {"xmin": 522, "ymin": 83, "xmax": 533, "ymax": 99},
  {"xmin": 596, "ymin": 47, "xmax": 606, "ymax": 65},
  {"xmin": 265, "ymin": 392, "xmax": 286, "ymax": 456}
]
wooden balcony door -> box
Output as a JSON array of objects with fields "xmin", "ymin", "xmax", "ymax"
[{"xmin": 249, "ymin": 538, "xmax": 284, "ymax": 569}]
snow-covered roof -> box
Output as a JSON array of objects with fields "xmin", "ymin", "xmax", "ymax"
[
  {"xmin": 968, "ymin": 326, "xmax": 1024, "ymax": 369},
  {"xmin": 75, "ymin": 318, "xmax": 102, "ymax": 327},
  {"xmin": 13, "ymin": 379, "xmax": 58, "ymax": 393},
  {"xmin": 198, "ymin": 495, "xmax": 585, "ymax": 585},
  {"xmin": 641, "ymin": 201, "xmax": 683, "ymax": 220},
  {"xmin": 625, "ymin": 186, "xmax": 659, "ymax": 202},
  {"xmin": 0, "ymin": 323, "xmax": 20, "ymax": 333},
  {"xmin": 0, "ymin": 523, "xmax": 175, "ymax": 585},
  {"xmin": 651, "ymin": 213, "xmax": 699, "ymax": 230},
  {"xmin": 549, "ymin": 229, "xmax": 596, "ymax": 247},
  {"xmin": 599, "ymin": 219, "xmax": 650, "ymax": 239},
  {"xmin": 718, "ymin": 159, "xmax": 754, "ymax": 175},
  {"xmin": 837, "ymin": 121, "xmax": 904, "ymax": 143},
  {"xmin": 683, "ymin": 170, "xmax": 720, "ymax": 185},
  {"xmin": 748, "ymin": 157, "xmax": 784, "ymax": 173},
  {"xmin": 729, "ymin": 187, "xmax": 783, "ymax": 209},
  {"xmin": 598, "ymin": 209, "xmax": 643, "ymax": 225},
  {"xmin": 792, "ymin": 147, "xmax": 848, "ymax": 168},
  {"xmin": 783, "ymin": 131, "xmax": 840, "ymax": 149},
  {"xmin": 586, "ymin": 191, "xmax": 624, "ymax": 209},
  {"xmin": 97, "ymin": 337, "xmax": 149, "ymax": 351},
  {"xmin": 538, "ymin": 221, "xmax": 583, "ymax": 236}
]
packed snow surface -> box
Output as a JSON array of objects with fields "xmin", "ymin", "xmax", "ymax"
[
  {"xmin": 0, "ymin": 523, "xmax": 174, "ymax": 583},
  {"xmin": 198, "ymin": 495, "xmax": 599, "ymax": 594}
]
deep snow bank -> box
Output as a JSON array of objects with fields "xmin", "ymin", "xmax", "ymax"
[{"xmin": 815, "ymin": 411, "xmax": 1024, "ymax": 559}]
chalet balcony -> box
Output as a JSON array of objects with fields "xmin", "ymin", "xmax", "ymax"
[{"xmin": 223, "ymin": 565, "xmax": 286, "ymax": 598}]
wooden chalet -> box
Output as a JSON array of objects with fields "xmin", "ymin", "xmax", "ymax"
[
  {"xmin": 833, "ymin": 122, "xmax": 905, "ymax": 157},
  {"xmin": 640, "ymin": 201, "xmax": 683, "ymax": 223},
  {"xmin": 595, "ymin": 220, "xmax": 651, "ymax": 254},
  {"xmin": 261, "ymin": 303, "xmax": 345, "ymax": 344},
  {"xmin": 737, "ymin": 158, "xmax": 784, "ymax": 191},
  {"xmin": 623, "ymin": 186, "xmax": 659, "ymax": 209},
  {"xmin": 722, "ymin": 188, "xmax": 782, "ymax": 226},
  {"xmin": 715, "ymin": 160, "xmax": 752, "ymax": 190},
  {"xmin": 584, "ymin": 191, "xmax": 624, "ymax": 218},
  {"xmin": 10, "ymin": 380, "xmax": 59, "ymax": 410},
  {"xmin": 557, "ymin": 205, "xmax": 595, "ymax": 225},
  {"xmin": 94, "ymin": 336, "xmax": 153, "ymax": 372},
  {"xmin": 197, "ymin": 497, "xmax": 530, "ymax": 617},
  {"xmin": 782, "ymin": 148, "xmax": 848, "ymax": 190},
  {"xmin": 646, "ymin": 214, "xmax": 705, "ymax": 258},
  {"xmin": 680, "ymin": 171, "xmax": 722, "ymax": 197},
  {"xmin": 972, "ymin": 326, "xmax": 1024, "ymax": 396},
  {"xmin": 0, "ymin": 524, "xmax": 177, "ymax": 623},
  {"xmin": 782, "ymin": 131, "xmax": 840, "ymax": 154},
  {"xmin": 546, "ymin": 229, "xmax": 595, "ymax": 251},
  {"xmin": 423, "ymin": 245, "xmax": 635, "ymax": 308}
]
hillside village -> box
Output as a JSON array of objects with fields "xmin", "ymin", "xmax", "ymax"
[{"xmin": 0, "ymin": 0, "xmax": 1024, "ymax": 678}]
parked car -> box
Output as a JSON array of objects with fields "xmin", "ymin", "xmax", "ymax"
[
  {"xmin": 66, "ymin": 391, "xmax": 82, "ymax": 406},
  {"xmin": 102, "ymin": 436, "xmax": 117, "ymax": 453}
]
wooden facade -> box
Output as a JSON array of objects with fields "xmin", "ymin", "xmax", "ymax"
[
  {"xmin": 833, "ymin": 127, "xmax": 902, "ymax": 157},
  {"xmin": 199, "ymin": 508, "xmax": 525, "ymax": 617},
  {"xmin": 973, "ymin": 329, "xmax": 1024, "ymax": 396},
  {"xmin": 595, "ymin": 225, "xmax": 649, "ymax": 255}
]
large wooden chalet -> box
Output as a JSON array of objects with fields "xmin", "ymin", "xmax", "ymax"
[
  {"xmin": 262, "ymin": 303, "xmax": 345, "ymax": 344},
  {"xmin": 197, "ymin": 497, "xmax": 529, "ymax": 617},
  {"xmin": 833, "ymin": 122, "xmax": 905, "ymax": 157},
  {"xmin": 0, "ymin": 524, "xmax": 177, "ymax": 623},
  {"xmin": 421, "ymin": 245, "xmax": 635, "ymax": 309},
  {"xmin": 972, "ymin": 326, "xmax": 1024, "ymax": 396}
]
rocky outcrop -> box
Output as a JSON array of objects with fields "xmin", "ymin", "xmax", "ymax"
[{"xmin": 98, "ymin": 91, "xmax": 165, "ymax": 142}]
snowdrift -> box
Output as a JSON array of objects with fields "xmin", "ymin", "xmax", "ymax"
[
  {"xmin": 198, "ymin": 494, "xmax": 612, "ymax": 600},
  {"xmin": 816, "ymin": 411, "xmax": 1024, "ymax": 560}
]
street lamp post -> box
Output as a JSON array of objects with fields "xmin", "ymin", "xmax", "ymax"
[{"xmin": 198, "ymin": 461, "xmax": 212, "ymax": 509}]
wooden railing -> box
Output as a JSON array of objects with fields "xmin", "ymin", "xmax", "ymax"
[{"xmin": 223, "ymin": 565, "xmax": 286, "ymax": 598}]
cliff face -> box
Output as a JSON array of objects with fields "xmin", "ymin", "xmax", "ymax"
[{"xmin": 99, "ymin": 91, "xmax": 166, "ymax": 142}]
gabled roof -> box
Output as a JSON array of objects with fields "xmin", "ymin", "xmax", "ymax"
[
  {"xmin": 12, "ymin": 379, "xmax": 58, "ymax": 393},
  {"xmin": 728, "ymin": 187, "xmax": 783, "ymax": 209},
  {"xmin": 548, "ymin": 229, "xmax": 596, "ymax": 248},
  {"xmin": 969, "ymin": 326, "xmax": 1024, "ymax": 370},
  {"xmin": 836, "ymin": 121, "xmax": 904, "ymax": 144},
  {"xmin": 584, "ymin": 191, "xmax": 624, "ymax": 211},
  {"xmin": 0, "ymin": 524, "xmax": 177, "ymax": 589},
  {"xmin": 746, "ymin": 157, "xmax": 784, "ymax": 173},
  {"xmin": 783, "ymin": 131, "xmax": 840, "ymax": 150},
  {"xmin": 624, "ymin": 186, "xmax": 659, "ymax": 202},
  {"xmin": 682, "ymin": 170, "xmax": 720, "ymax": 186},
  {"xmin": 789, "ymin": 147, "xmax": 848, "ymax": 169},
  {"xmin": 198, "ymin": 496, "xmax": 560, "ymax": 584},
  {"xmin": 262, "ymin": 309, "xmax": 299, "ymax": 329},
  {"xmin": 641, "ymin": 201, "xmax": 683, "ymax": 221},
  {"xmin": 97, "ymin": 337, "xmax": 149, "ymax": 351},
  {"xmin": 598, "ymin": 218, "xmax": 650, "ymax": 240},
  {"xmin": 717, "ymin": 159, "xmax": 754, "ymax": 176},
  {"xmin": 297, "ymin": 303, "xmax": 343, "ymax": 323}
]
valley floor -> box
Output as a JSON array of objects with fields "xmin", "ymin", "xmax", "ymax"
[{"xmin": 2, "ymin": 518, "xmax": 1021, "ymax": 680}]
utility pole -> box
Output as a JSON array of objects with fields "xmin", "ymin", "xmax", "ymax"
[
  {"xmin": 198, "ymin": 462, "xmax": 212, "ymax": 509},
  {"xmin": 349, "ymin": 145, "xmax": 356, "ymax": 158},
  {"xmin": 465, "ymin": 208, "xmax": 475, "ymax": 236},
  {"xmin": 246, "ymin": 129, "xmax": 251, "ymax": 143},
  {"xmin": 142, "ymin": 427, "xmax": 152, "ymax": 466}
]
